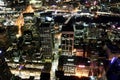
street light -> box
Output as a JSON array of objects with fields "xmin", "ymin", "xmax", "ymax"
[
  {"xmin": 0, "ymin": 50, "xmax": 2, "ymax": 54},
  {"xmin": 78, "ymin": 65, "xmax": 85, "ymax": 68}
]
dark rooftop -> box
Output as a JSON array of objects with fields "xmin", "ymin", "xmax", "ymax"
[
  {"xmin": 39, "ymin": 22, "xmax": 51, "ymax": 28},
  {"xmin": 0, "ymin": 27, "xmax": 6, "ymax": 33},
  {"xmin": 23, "ymin": 13, "xmax": 34, "ymax": 17},
  {"xmin": 75, "ymin": 24, "xmax": 84, "ymax": 30},
  {"xmin": 62, "ymin": 24, "xmax": 74, "ymax": 32}
]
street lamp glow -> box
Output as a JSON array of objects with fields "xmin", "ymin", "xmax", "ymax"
[
  {"xmin": 78, "ymin": 65, "xmax": 85, "ymax": 68},
  {"xmin": 0, "ymin": 50, "xmax": 2, "ymax": 54}
]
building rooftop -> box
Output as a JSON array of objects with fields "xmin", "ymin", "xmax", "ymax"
[
  {"xmin": 62, "ymin": 24, "xmax": 74, "ymax": 32},
  {"xmin": 39, "ymin": 22, "xmax": 51, "ymax": 28},
  {"xmin": 59, "ymin": 55, "xmax": 90, "ymax": 66},
  {"xmin": 74, "ymin": 24, "xmax": 84, "ymax": 30},
  {"xmin": 23, "ymin": 13, "xmax": 34, "ymax": 17}
]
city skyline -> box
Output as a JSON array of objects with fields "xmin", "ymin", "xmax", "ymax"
[{"xmin": 0, "ymin": 0, "xmax": 120, "ymax": 80}]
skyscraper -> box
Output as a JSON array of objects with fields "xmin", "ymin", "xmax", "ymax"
[
  {"xmin": 39, "ymin": 22, "xmax": 53, "ymax": 61},
  {"xmin": 61, "ymin": 24, "xmax": 74, "ymax": 56}
]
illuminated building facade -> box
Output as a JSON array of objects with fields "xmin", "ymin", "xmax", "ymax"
[
  {"xmin": 23, "ymin": 13, "xmax": 35, "ymax": 31},
  {"xmin": 58, "ymin": 56, "xmax": 90, "ymax": 77},
  {"xmin": 22, "ymin": 13, "xmax": 42, "ymax": 61},
  {"xmin": 61, "ymin": 24, "xmax": 74, "ymax": 55},
  {"xmin": 73, "ymin": 23, "xmax": 88, "ymax": 57},
  {"xmin": 29, "ymin": 0, "xmax": 42, "ymax": 8},
  {"xmin": 23, "ymin": 12, "xmax": 40, "ymax": 40},
  {"xmin": 39, "ymin": 22, "xmax": 53, "ymax": 61}
]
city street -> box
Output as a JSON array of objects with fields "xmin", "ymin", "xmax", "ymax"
[{"xmin": 51, "ymin": 33, "xmax": 61, "ymax": 80}]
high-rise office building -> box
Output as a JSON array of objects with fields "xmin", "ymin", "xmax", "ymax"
[
  {"xmin": 61, "ymin": 24, "xmax": 74, "ymax": 55},
  {"xmin": 39, "ymin": 22, "xmax": 53, "ymax": 61},
  {"xmin": 73, "ymin": 23, "xmax": 88, "ymax": 57}
]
